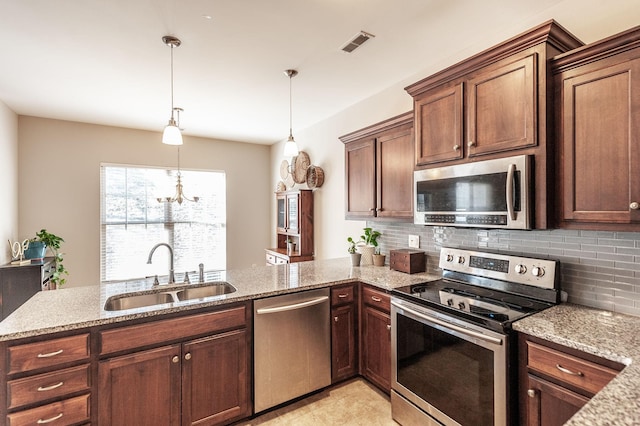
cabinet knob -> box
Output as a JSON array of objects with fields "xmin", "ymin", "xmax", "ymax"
[
  {"xmin": 185, "ymin": 353, "xmax": 192, "ymax": 361},
  {"xmin": 527, "ymin": 389, "xmax": 536, "ymax": 398},
  {"xmin": 453, "ymin": 144, "xmax": 460, "ymax": 151},
  {"xmin": 630, "ymin": 202, "xmax": 639, "ymax": 210},
  {"xmin": 369, "ymin": 208, "xmax": 376, "ymax": 212},
  {"xmin": 172, "ymin": 356, "xmax": 179, "ymax": 364},
  {"xmin": 468, "ymin": 141, "xmax": 476, "ymax": 147},
  {"xmin": 334, "ymin": 316, "xmax": 339, "ymax": 322},
  {"xmin": 386, "ymin": 324, "xmax": 391, "ymax": 331}
]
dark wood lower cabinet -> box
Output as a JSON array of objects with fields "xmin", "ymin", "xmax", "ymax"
[
  {"xmin": 361, "ymin": 305, "xmax": 391, "ymax": 392},
  {"xmin": 98, "ymin": 345, "xmax": 182, "ymax": 426},
  {"xmin": 182, "ymin": 329, "xmax": 250, "ymax": 426},
  {"xmin": 331, "ymin": 304, "xmax": 357, "ymax": 382},
  {"xmin": 525, "ymin": 374, "xmax": 589, "ymax": 426}
]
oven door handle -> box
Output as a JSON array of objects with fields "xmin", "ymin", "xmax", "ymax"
[
  {"xmin": 392, "ymin": 301, "xmax": 503, "ymax": 346},
  {"xmin": 506, "ymin": 163, "xmax": 516, "ymax": 221}
]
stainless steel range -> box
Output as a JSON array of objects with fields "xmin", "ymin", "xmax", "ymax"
[{"xmin": 390, "ymin": 247, "xmax": 560, "ymax": 426}]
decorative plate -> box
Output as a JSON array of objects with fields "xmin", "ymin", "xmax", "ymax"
[
  {"xmin": 276, "ymin": 181, "xmax": 286, "ymax": 192},
  {"xmin": 279, "ymin": 159, "xmax": 290, "ymax": 180},
  {"xmin": 291, "ymin": 151, "xmax": 310, "ymax": 184}
]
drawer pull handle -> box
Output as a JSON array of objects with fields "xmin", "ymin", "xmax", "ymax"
[
  {"xmin": 371, "ymin": 296, "xmax": 382, "ymax": 302},
  {"xmin": 556, "ymin": 364, "xmax": 583, "ymax": 377},
  {"xmin": 37, "ymin": 349, "xmax": 64, "ymax": 358},
  {"xmin": 37, "ymin": 381, "xmax": 64, "ymax": 392},
  {"xmin": 338, "ymin": 294, "xmax": 348, "ymax": 298},
  {"xmin": 37, "ymin": 413, "xmax": 63, "ymax": 424}
]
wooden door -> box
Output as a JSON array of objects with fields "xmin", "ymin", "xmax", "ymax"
[
  {"xmin": 558, "ymin": 58, "xmax": 640, "ymax": 225},
  {"xmin": 376, "ymin": 126, "xmax": 414, "ymax": 219},
  {"xmin": 98, "ymin": 345, "xmax": 182, "ymax": 426},
  {"xmin": 331, "ymin": 304, "xmax": 357, "ymax": 382},
  {"xmin": 361, "ymin": 305, "xmax": 391, "ymax": 393},
  {"xmin": 182, "ymin": 329, "xmax": 250, "ymax": 426},
  {"xmin": 414, "ymin": 83, "xmax": 464, "ymax": 165},
  {"xmin": 525, "ymin": 374, "xmax": 588, "ymax": 426},
  {"xmin": 345, "ymin": 138, "xmax": 376, "ymax": 219},
  {"xmin": 467, "ymin": 54, "xmax": 537, "ymax": 157}
]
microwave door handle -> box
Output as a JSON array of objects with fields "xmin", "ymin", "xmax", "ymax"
[{"xmin": 506, "ymin": 163, "xmax": 516, "ymax": 221}]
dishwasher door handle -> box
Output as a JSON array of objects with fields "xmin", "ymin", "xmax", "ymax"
[{"xmin": 256, "ymin": 296, "xmax": 329, "ymax": 314}]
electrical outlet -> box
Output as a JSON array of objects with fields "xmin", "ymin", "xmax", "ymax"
[{"xmin": 408, "ymin": 235, "xmax": 420, "ymax": 248}]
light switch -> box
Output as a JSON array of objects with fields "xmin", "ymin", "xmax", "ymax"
[{"xmin": 408, "ymin": 235, "xmax": 420, "ymax": 248}]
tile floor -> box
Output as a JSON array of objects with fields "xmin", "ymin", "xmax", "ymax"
[{"xmin": 235, "ymin": 379, "xmax": 398, "ymax": 425}]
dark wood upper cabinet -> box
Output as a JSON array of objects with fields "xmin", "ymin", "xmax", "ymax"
[
  {"xmin": 553, "ymin": 26, "xmax": 640, "ymax": 230},
  {"xmin": 406, "ymin": 20, "xmax": 583, "ymax": 229},
  {"xmin": 340, "ymin": 112, "xmax": 414, "ymax": 221}
]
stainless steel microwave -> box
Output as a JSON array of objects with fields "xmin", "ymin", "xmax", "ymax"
[{"xmin": 414, "ymin": 154, "xmax": 532, "ymax": 229}]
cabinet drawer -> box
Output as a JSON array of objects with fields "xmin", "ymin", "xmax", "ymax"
[
  {"xmin": 7, "ymin": 394, "xmax": 90, "ymax": 426},
  {"xmin": 362, "ymin": 286, "xmax": 390, "ymax": 313},
  {"xmin": 331, "ymin": 285, "xmax": 356, "ymax": 305},
  {"xmin": 7, "ymin": 364, "xmax": 90, "ymax": 410},
  {"xmin": 527, "ymin": 341, "xmax": 619, "ymax": 395},
  {"xmin": 8, "ymin": 334, "xmax": 90, "ymax": 375},
  {"xmin": 100, "ymin": 305, "xmax": 247, "ymax": 355}
]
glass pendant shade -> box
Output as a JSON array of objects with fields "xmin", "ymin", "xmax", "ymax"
[
  {"xmin": 162, "ymin": 119, "xmax": 183, "ymax": 145},
  {"xmin": 283, "ymin": 135, "xmax": 299, "ymax": 157}
]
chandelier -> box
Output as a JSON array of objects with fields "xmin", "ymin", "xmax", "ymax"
[{"xmin": 157, "ymin": 147, "xmax": 200, "ymax": 204}]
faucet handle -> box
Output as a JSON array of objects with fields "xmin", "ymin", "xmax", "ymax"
[
  {"xmin": 183, "ymin": 272, "xmax": 191, "ymax": 284},
  {"xmin": 145, "ymin": 275, "xmax": 160, "ymax": 286},
  {"xmin": 198, "ymin": 263, "xmax": 204, "ymax": 283}
]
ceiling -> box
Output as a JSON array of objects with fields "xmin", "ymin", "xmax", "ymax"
[{"xmin": 0, "ymin": 0, "xmax": 638, "ymax": 145}]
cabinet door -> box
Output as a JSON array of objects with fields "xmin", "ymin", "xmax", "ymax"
[
  {"xmin": 525, "ymin": 374, "xmax": 589, "ymax": 426},
  {"xmin": 376, "ymin": 127, "xmax": 414, "ymax": 219},
  {"xmin": 98, "ymin": 345, "xmax": 182, "ymax": 426},
  {"xmin": 331, "ymin": 304, "xmax": 357, "ymax": 382},
  {"xmin": 414, "ymin": 83, "xmax": 464, "ymax": 165},
  {"xmin": 345, "ymin": 138, "xmax": 376, "ymax": 219},
  {"xmin": 467, "ymin": 54, "xmax": 537, "ymax": 157},
  {"xmin": 559, "ymin": 58, "xmax": 640, "ymax": 225},
  {"xmin": 286, "ymin": 193, "xmax": 300, "ymax": 234},
  {"xmin": 276, "ymin": 194, "xmax": 286, "ymax": 233},
  {"xmin": 182, "ymin": 329, "xmax": 250, "ymax": 426},
  {"xmin": 361, "ymin": 305, "xmax": 391, "ymax": 393}
]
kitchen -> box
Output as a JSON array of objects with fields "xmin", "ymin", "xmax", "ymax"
[{"xmin": 1, "ymin": 1, "xmax": 640, "ymax": 425}]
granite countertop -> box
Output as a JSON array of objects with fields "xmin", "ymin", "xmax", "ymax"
[
  {"xmin": 0, "ymin": 257, "xmax": 438, "ymax": 341},
  {"xmin": 513, "ymin": 303, "xmax": 640, "ymax": 425}
]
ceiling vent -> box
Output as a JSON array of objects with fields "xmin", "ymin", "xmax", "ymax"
[{"xmin": 341, "ymin": 31, "xmax": 375, "ymax": 53}]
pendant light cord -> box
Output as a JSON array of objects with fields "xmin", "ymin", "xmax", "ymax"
[
  {"xmin": 289, "ymin": 73, "xmax": 293, "ymax": 138},
  {"xmin": 170, "ymin": 44, "xmax": 175, "ymax": 121}
]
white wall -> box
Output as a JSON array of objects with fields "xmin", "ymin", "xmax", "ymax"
[
  {"xmin": 18, "ymin": 117, "xmax": 271, "ymax": 287},
  {"xmin": 0, "ymin": 101, "xmax": 18, "ymax": 265},
  {"xmin": 269, "ymin": 0, "xmax": 640, "ymax": 261}
]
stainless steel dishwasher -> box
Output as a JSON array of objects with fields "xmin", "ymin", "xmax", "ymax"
[{"xmin": 254, "ymin": 287, "xmax": 331, "ymax": 413}]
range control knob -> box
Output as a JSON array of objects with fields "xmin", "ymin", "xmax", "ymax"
[
  {"xmin": 458, "ymin": 302, "xmax": 466, "ymax": 310},
  {"xmin": 446, "ymin": 254, "xmax": 454, "ymax": 262},
  {"xmin": 531, "ymin": 266, "xmax": 545, "ymax": 277},
  {"xmin": 446, "ymin": 299, "xmax": 454, "ymax": 307},
  {"xmin": 457, "ymin": 256, "xmax": 465, "ymax": 265},
  {"xmin": 514, "ymin": 264, "xmax": 527, "ymax": 274}
]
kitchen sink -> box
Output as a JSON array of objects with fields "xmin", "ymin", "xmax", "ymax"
[
  {"xmin": 176, "ymin": 282, "xmax": 236, "ymax": 301},
  {"xmin": 104, "ymin": 292, "xmax": 174, "ymax": 311},
  {"xmin": 103, "ymin": 281, "xmax": 237, "ymax": 311}
]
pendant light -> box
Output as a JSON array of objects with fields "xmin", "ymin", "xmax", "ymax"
[
  {"xmin": 283, "ymin": 69, "xmax": 300, "ymax": 157},
  {"xmin": 162, "ymin": 35, "xmax": 183, "ymax": 145}
]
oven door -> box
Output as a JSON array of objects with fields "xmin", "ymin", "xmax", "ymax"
[{"xmin": 391, "ymin": 297, "xmax": 509, "ymax": 426}]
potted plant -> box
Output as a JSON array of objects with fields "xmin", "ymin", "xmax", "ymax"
[
  {"xmin": 27, "ymin": 229, "xmax": 68, "ymax": 288},
  {"xmin": 286, "ymin": 238, "xmax": 296, "ymax": 255},
  {"xmin": 372, "ymin": 247, "xmax": 386, "ymax": 267},
  {"xmin": 357, "ymin": 227, "xmax": 381, "ymax": 266},
  {"xmin": 347, "ymin": 237, "xmax": 361, "ymax": 266}
]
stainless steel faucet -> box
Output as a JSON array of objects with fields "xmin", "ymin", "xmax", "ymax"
[{"xmin": 147, "ymin": 243, "xmax": 175, "ymax": 284}]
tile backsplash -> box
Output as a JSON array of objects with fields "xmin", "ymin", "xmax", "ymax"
[{"xmin": 371, "ymin": 222, "xmax": 640, "ymax": 317}]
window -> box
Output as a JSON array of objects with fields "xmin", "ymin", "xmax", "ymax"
[{"xmin": 100, "ymin": 164, "xmax": 226, "ymax": 283}]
